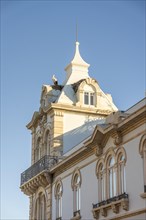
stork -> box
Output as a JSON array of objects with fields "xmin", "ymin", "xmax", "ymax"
[{"xmin": 52, "ymin": 74, "xmax": 58, "ymax": 85}]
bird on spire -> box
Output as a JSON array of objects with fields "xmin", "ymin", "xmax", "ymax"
[{"xmin": 52, "ymin": 74, "xmax": 58, "ymax": 85}]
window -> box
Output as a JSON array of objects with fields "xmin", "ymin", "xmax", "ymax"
[
  {"xmin": 83, "ymin": 84, "xmax": 95, "ymax": 106},
  {"xmin": 71, "ymin": 169, "xmax": 81, "ymax": 217},
  {"xmin": 96, "ymin": 162, "xmax": 105, "ymax": 202},
  {"xmin": 93, "ymin": 148, "xmax": 128, "ymax": 218},
  {"xmin": 108, "ymin": 156, "xmax": 116, "ymax": 198},
  {"xmin": 84, "ymin": 92, "xmax": 95, "ymax": 105},
  {"xmin": 117, "ymin": 154, "xmax": 126, "ymax": 194},
  {"xmin": 55, "ymin": 180, "xmax": 63, "ymax": 220},
  {"xmin": 143, "ymin": 143, "xmax": 146, "ymax": 192},
  {"xmin": 73, "ymin": 174, "xmax": 80, "ymax": 212},
  {"xmin": 35, "ymin": 193, "xmax": 46, "ymax": 220},
  {"xmin": 139, "ymin": 134, "xmax": 146, "ymax": 194}
]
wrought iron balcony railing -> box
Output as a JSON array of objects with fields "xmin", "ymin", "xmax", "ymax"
[
  {"xmin": 21, "ymin": 155, "xmax": 58, "ymax": 185},
  {"xmin": 92, "ymin": 192, "xmax": 129, "ymax": 209}
]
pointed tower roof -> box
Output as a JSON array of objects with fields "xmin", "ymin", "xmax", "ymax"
[
  {"xmin": 64, "ymin": 41, "xmax": 90, "ymax": 85},
  {"xmin": 68, "ymin": 41, "xmax": 90, "ymax": 67}
]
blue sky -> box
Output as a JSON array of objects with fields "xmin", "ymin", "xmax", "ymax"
[{"xmin": 1, "ymin": 1, "xmax": 145, "ymax": 219}]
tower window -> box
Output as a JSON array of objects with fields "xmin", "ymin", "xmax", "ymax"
[{"xmin": 84, "ymin": 92, "xmax": 95, "ymax": 105}]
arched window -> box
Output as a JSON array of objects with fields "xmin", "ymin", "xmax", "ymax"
[
  {"xmin": 96, "ymin": 162, "xmax": 105, "ymax": 202},
  {"xmin": 83, "ymin": 84, "xmax": 95, "ymax": 106},
  {"xmin": 108, "ymin": 156, "xmax": 116, "ymax": 198},
  {"xmin": 139, "ymin": 134, "xmax": 146, "ymax": 193},
  {"xmin": 71, "ymin": 169, "xmax": 81, "ymax": 217},
  {"xmin": 143, "ymin": 142, "xmax": 146, "ymax": 192},
  {"xmin": 117, "ymin": 153, "xmax": 126, "ymax": 194},
  {"xmin": 35, "ymin": 193, "xmax": 46, "ymax": 220},
  {"xmin": 55, "ymin": 180, "xmax": 63, "ymax": 220}
]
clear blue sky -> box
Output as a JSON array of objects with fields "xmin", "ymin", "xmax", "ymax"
[{"xmin": 1, "ymin": 1, "xmax": 145, "ymax": 219}]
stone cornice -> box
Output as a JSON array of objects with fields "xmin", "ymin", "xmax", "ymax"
[
  {"xmin": 26, "ymin": 111, "xmax": 39, "ymax": 129},
  {"xmin": 26, "ymin": 102, "xmax": 113, "ymax": 129},
  {"xmin": 44, "ymin": 103, "xmax": 112, "ymax": 116}
]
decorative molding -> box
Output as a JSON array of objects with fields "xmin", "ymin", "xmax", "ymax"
[
  {"xmin": 71, "ymin": 168, "xmax": 82, "ymax": 190},
  {"xmin": 114, "ymin": 130, "xmax": 122, "ymax": 145},
  {"xmin": 95, "ymin": 144, "xmax": 103, "ymax": 157},
  {"xmin": 100, "ymin": 207, "xmax": 107, "ymax": 217},
  {"xmin": 111, "ymin": 203, "xmax": 119, "ymax": 214},
  {"xmin": 54, "ymin": 178, "xmax": 63, "ymax": 199},
  {"xmin": 139, "ymin": 133, "xmax": 146, "ymax": 157},
  {"xmin": 106, "ymin": 207, "xmax": 146, "ymax": 220}
]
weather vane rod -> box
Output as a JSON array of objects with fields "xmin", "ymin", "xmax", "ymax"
[{"xmin": 76, "ymin": 22, "xmax": 78, "ymax": 42}]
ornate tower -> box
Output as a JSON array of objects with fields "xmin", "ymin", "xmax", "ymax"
[{"xmin": 20, "ymin": 41, "xmax": 118, "ymax": 220}]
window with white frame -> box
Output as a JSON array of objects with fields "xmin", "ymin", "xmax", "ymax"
[
  {"xmin": 108, "ymin": 156, "xmax": 116, "ymax": 198},
  {"xmin": 95, "ymin": 148, "xmax": 128, "ymax": 216},
  {"xmin": 74, "ymin": 174, "xmax": 80, "ymax": 212},
  {"xmin": 139, "ymin": 134, "xmax": 146, "ymax": 193},
  {"xmin": 55, "ymin": 180, "xmax": 63, "ymax": 220},
  {"xmin": 143, "ymin": 143, "xmax": 146, "ymax": 192},
  {"xmin": 71, "ymin": 169, "xmax": 81, "ymax": 217},
  {"xmin": 117, "ymin": 154, "xmax": 126, "ymax": 194},
  {"xmin": 83, "ymin": 84, "xmax": 95, "ymax": 106}
]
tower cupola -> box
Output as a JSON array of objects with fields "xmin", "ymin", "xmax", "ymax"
[{"xmin": 64, "ymin": 41, "xmax": 90, "ymax": 84}]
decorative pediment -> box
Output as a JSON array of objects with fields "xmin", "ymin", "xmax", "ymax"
[
  {"xmin": 26, "ymin": 111, "xmax": 39, "ymax": 129},
  {"xmin": 84, "ymin": 122, "xmax": 124, "ymax": 156}
]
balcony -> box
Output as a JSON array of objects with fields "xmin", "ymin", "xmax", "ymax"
[
  {"xmin": 92, "ymin": 193, "xmax": 129, "ymax": 219},
  {"xmin": 21, "ymin": 155, "xmax": 58, "ymax": 185},
  {"xmin": 20, "ymin": 155, "xmax": 59, "ymax": 195}
]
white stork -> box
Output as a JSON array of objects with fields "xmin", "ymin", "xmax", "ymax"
[{"xmin": 52, "ymin": 74, "xmax": 58, "ymax": 85}]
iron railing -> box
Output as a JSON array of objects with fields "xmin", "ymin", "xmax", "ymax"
[
  {"xmin": 92, "ymin": 192, "xmax": 128, "ymax": 209},
  {"xmin": 21, "ymin": 155, "xmax": 58, "ymax": 185}
]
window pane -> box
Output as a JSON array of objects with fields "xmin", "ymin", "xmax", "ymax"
[
  {"xmin": 109, "ymin": 170, "xmax": 113, "ymax": 198},
  {"xmin": 84, "ymin": 92, "xmax": 89, "ymax": 105},
  {"xmin": 90, "ymin": 93, "xmax": 94, "ymax": 105}
]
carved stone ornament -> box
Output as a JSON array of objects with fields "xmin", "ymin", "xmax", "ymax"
[
  {"xmin": 38, "ymin": 115, "xmax": 47, "ymax": 135},
  {"xmin": 92, "ymin": 210, "xmax": 99, "ymax": 220},
  {"xmin": 100, "ymin": 208, "xmax": 107, "ymax": 217},
  {"xmin": 114, "ymin": 131, "xmax": 122, "ymax": 145},
  {"xmin": 95, "ymin": 144, "xmax": 103, "ymax": 157},
  {"xmin": 111, "ymin": 203, "xmax": 119, "ymax": 214},
  {"xmin": 44, "ymin": 172, "xmax": 52, "ymax": 184},
  {"xmin": 121, "ymin": 199, "xmax": 129, "ymax": 211}
]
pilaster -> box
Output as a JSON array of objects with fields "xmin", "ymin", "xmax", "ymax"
[
  {"xmin": 46, "ymin": 184, "xmax": 52, "ymax": 220},
  {"xmin": 51, "ymin": 110, "xmax": 64, "ymax": 156}
]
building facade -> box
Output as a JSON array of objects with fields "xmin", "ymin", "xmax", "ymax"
[{"xmin": 20, "ymin": 41, "xmax": 146, "ymax": 220}]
